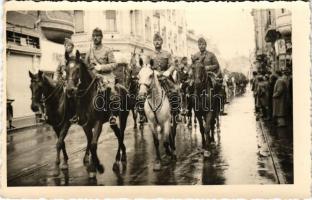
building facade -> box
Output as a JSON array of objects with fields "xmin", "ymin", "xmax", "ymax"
[
  {"xmin": 251, "ymin": 9, "xmax": 292, "ymax": 73},
  {"xmin": 72, "ymin": 10, "xmax": 188, "ymax": 61},
  {"xmin": 6, "ymin": 11, "xmax": 74, "ymax": 126}
]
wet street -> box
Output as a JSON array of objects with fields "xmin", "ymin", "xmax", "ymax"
[{"xmin": 7, "ymin": 89, "xmax": 293, "ymax": 186}]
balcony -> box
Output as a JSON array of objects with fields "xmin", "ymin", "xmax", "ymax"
[
  {"xmin": 276, "ymin": 12, "xmax": 291, "ymax": 36},
  {"xmin": 39, "ymin": 11, "xmax": 74, "ymax": 44}
]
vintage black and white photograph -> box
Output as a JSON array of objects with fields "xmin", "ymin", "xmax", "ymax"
[{"xmin": 4, "ymin": 4, "xmax": 303, "ymax": 189}]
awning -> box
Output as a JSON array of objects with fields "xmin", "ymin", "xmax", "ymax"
[{"xmin": 265, "ymin": 27, "xmax": 279, "ymax": 43}]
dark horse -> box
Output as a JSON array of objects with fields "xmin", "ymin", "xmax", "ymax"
[
  {"xmin": 66, "ymin": 51, "xmax": 129, "ymax": 178},
  {"xmin": 29, "ymin": 70, "xmax": 77, "ymax": 176},
  {"xmin": 128, "ymin": 52, "xmax": 146, "ymax": 129},
  {"xmin": 191, "ymin": 59, "xmax": 219, "ymax": 157}
]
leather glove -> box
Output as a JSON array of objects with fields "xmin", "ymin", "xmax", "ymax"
[
  {"xmin": 95, "ymin": 64, "xmax": 102, "ymax": 71},
  {"xmin": 163, "ymin": 70, "xmax": 171, "ymax": 77}
]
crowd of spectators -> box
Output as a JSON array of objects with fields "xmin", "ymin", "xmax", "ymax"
[{"xmin": 251, "ymin": 62, "xmax": 292, "ymax": 128}]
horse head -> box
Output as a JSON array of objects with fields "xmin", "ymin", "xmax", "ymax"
[
  {"xmin": 138, "ymin": 66, "xmax": 154, "ymax": 97},
  {"xmin": 192, "ymin": 59, "xmax": 206, "ymax": 89},
  {"xmin": 65, "ymin": 50, "xmax": 87, "ymax": 97},
  {"xmin": 29, "ymin": 70, "xmax": 44, "ymax": 112}
]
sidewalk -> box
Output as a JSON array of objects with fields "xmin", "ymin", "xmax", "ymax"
[{"xmin": 7, "ymin": 115, "xmax": 44, "ymax": 134}]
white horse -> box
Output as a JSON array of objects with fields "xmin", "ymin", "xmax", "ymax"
[{"xmin": 138, "ymin": 66, "xmax": 177, "ymax": 171}]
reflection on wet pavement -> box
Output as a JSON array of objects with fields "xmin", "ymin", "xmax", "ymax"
[{"xmin": 7, "ymin": 90, "xmax": 292, "ymax": 186}]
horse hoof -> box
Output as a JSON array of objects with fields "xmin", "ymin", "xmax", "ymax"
[
  {"xmin": 83, "ymin": 156, "xmax": 89, "ymax": 164},
  {"xmin": 139, "ymin": 124, "xmax": 144, "ymax": 130},
  {"xmin": 112, "ymin": 162, "xmax": 120, "ymax": 172},
  {"xmin": 52, "ymin": 167, "xmax": 60, "ymax": 177},
  {"xmin": 89, "ymin": 172, "xmax": 96, "ymax": 179},
  {"xmin": 61, "ymin": 163, "xmax": 68, "ymax": 170},
  {"xmin": 204, "ymin": 150, "xmax": 211, "ymax": 158},
  {"xmin": 97, "ymin": 164, "xmax": 105, "ymax": 174},
  {"xmin": 153, "ymin": 162, "xmax": 161, "ymax": 171},
  {"xmin": 121, "ymin": 155, "xmax": 127, "ymax": 163},
  {"xmin": 171, "ymin": 154, "xmax": 177, "ymax": 161}
]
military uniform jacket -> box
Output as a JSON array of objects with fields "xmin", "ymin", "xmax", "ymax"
[
  {"xmin": 85, "ymin": 45, "xmax": 116, "ymax": 72},
  {"xmin": 54, "ymin": 49, "xmax": 77, "ymax": 81},
  {"xmin": 151, "ymin": 50, "xmax": 173, "ymax": 71},
  {"xmin": 85, "ymin": 45, "xmax": 116, "ymax": 84},
  {"xmin": 192, "ymin": 50, "xmax": 221, "ymax": 77}
]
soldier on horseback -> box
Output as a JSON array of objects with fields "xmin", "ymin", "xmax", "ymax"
[
  {"xmin": 54, "ymin": 38, "xmax": 77, "ymax": 82},
  {"xmin": 54, "ymin": 38, "xmax": 79, "ymax": 123},
  {"xmin": 192, "ymin": 37, "xmax": 227, "ymax": 115},
  {"xmin": 84, "ymin": 27, "xmax": 119, "ymax": 125},
  {"xmin": 150, "ymin": 33, "xmax": 181, "ymax": 122}
]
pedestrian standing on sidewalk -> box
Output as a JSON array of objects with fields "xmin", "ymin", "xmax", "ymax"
[
  {"xmin": 272, "ymin": 68, "xmax": 288, "ymax": 127},
  {"xmin": 268, "ymin": 71, "xmax": 279, "ymax": 121}
]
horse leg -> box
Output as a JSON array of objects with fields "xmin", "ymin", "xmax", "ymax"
[
  {"xmin": 52, "ymin": 129, "xmax": 61, "ymax": 176},
  {"xmin": 111, "ymin": 122, "xmax": 122, "ymax": 172},
  {"xmin": 163, "ymin": 120, "xmax": 172, "ymax": 156},
  {"xmin": 150, "ymin": 124, "xmax": 161, "ymax": 171},
  {"xmin": 119, "ymin": 111, "xmax": 129, "ymax": 163},
  {"xmin": 54, "ymin": 123, "xmax": 70, "ymax": 174},
  {"xmin": 196, "ymin": 114, "xmax": 205, "ymax": 151},
  {"xmin": 83, "ymin": 127, "xmax": 92, "ymax": 165},
  {"xmin": 169, "ymin": 118, "xmax": 177, "ymax": 160},
  {"xmin": 60, "ymin": 123, "xmax": 71, "ymax": 170},
  {"xmin": 132, "ymin": 108, "xmax": 137, "ymax": 129},
  {"xmin": 88, "ymin": 121, "xmax": 104, "ymax": 178},
  {"xmin": 204, "ymin": 112, "xmax": 213, "ymax": 158}
]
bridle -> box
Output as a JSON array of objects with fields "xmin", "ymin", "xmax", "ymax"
[{"xmin": 139, "ymin": 69, "xmax": 165, "ymax": 124}]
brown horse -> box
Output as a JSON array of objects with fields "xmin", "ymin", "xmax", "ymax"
[
  {"xmin": 66, "ymin": 51, "xmax": 129, "ymax": 178},
  {"xmin": 29, "ymin": 70, "xmax": 76, "ymax": 176},
  {"xmin": 191, "ymin": 59, "xmax": 219, "ymax": 157}
]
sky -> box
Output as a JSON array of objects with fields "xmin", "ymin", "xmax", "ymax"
[{"xmin": 186, "ymin": 8, "xmax": 255, "ymax": 61}]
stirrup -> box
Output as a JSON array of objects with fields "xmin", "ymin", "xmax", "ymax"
[
  {"xmin": 109, "ymin": 115, "xmax": 117, "ymax": 125},
  {"xmin": 69, "ymin": 115, "xmax": 79, "ymax": 124}
]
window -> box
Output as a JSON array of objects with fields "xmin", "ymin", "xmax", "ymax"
[
  {"xmin": 74, "ymin": 10, "xmax": 84, "ymax": 33},
  {"xmin": 105, "ymin": 10, "xmax": 117, "ymax": 32},
  {"xmin": 7, "ymin": 31, "xmax": 40, "ymax": 49},
  {"xmin": 162, "ymin": 27, "xmax": 167, "ymax": 46},
  {"xmin": 167, "ymin": 10, "xmax": 171, "ymax": 22},
  {"xmin": 281, "ymin": 8, "xmax": 285, "ymax": 14},
  {"xmin": 145, "ymin": 17, "xmax": 152, "ymax": 42},
  {"xmin": 134, "ymin": 10, "xmax": 142, "ymax": 36},
  {"xmin": 153, "ymin": 14, "xmax": 160, "ymax": 34},
  {"xmin": 130, "ymin": 10, "xmax": 134, "ymax": 35}
]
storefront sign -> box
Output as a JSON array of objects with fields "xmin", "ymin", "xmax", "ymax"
[{"xmin": 275, "ymin": 39, "xmax": 286, "ymax": 55}]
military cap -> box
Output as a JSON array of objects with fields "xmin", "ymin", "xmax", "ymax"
[
  {"xmin": 153, "ymin": 33, "xmax": 163, "ymax": 41},
  {"xmin": 64, "ymin": 38, "xmax": 74, "ymax": 46},
  {"xmin": 92, "ymin": 27, "xmax": 103, "ymax": 37},
  {"xmin": 198, "ymin": 37, "xmax": 207, "ymax": 44}
]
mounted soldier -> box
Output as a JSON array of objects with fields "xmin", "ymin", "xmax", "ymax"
[
  {"xmin": 54, "ymin": 38, "xmax": 77, "ymax": 82},
  {"xmin": 192, "ymin": 37, "xmax": 227, "ymax": 115},
  {"xmin": 54, "ymin": 38, "xmax": 79, "ymax": 123},
  {"xmin": 149, "ymin": 33, "xmax": 181, "ymax": 122},
  {"xmin": 84, "ymin": 27, "xmax": 119, "ymax": 125}
]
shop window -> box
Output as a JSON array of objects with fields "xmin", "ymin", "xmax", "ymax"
[
  {"xmin": 105, "ymin": 10, "xmax": 117, "ymax": 32},
  {"xmin": 7, "ymin": 31, "xmax": 40, "ymax": 49}
]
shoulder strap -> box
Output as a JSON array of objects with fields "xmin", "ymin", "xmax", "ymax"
[{"xmin": 91, "ymin": 47, "xmax": 102, "ymax": 65}]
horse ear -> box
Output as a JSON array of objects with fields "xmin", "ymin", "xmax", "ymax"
[
  {"xmin": 65, "ymin": 51, "xmax": 69, "ymax": 62},
  {"xmin": 149, "ymin": 59, "xmax": 154, "ymax": 68},
  {"xmin": 38, "ymin": 70, "xmax": 44, "ymax": 80},
  {"xmin": 76, "ymin": 50, "xmax": 80, "ymax": 61},
  {"xmin": 29, "ymin": 70, "xmax": 35, "ymax": 79}
]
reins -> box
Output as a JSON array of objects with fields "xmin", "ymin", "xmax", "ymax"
[{"xmin": 76, "ymin": 77, "xmax": 97, "ymax": 98}]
